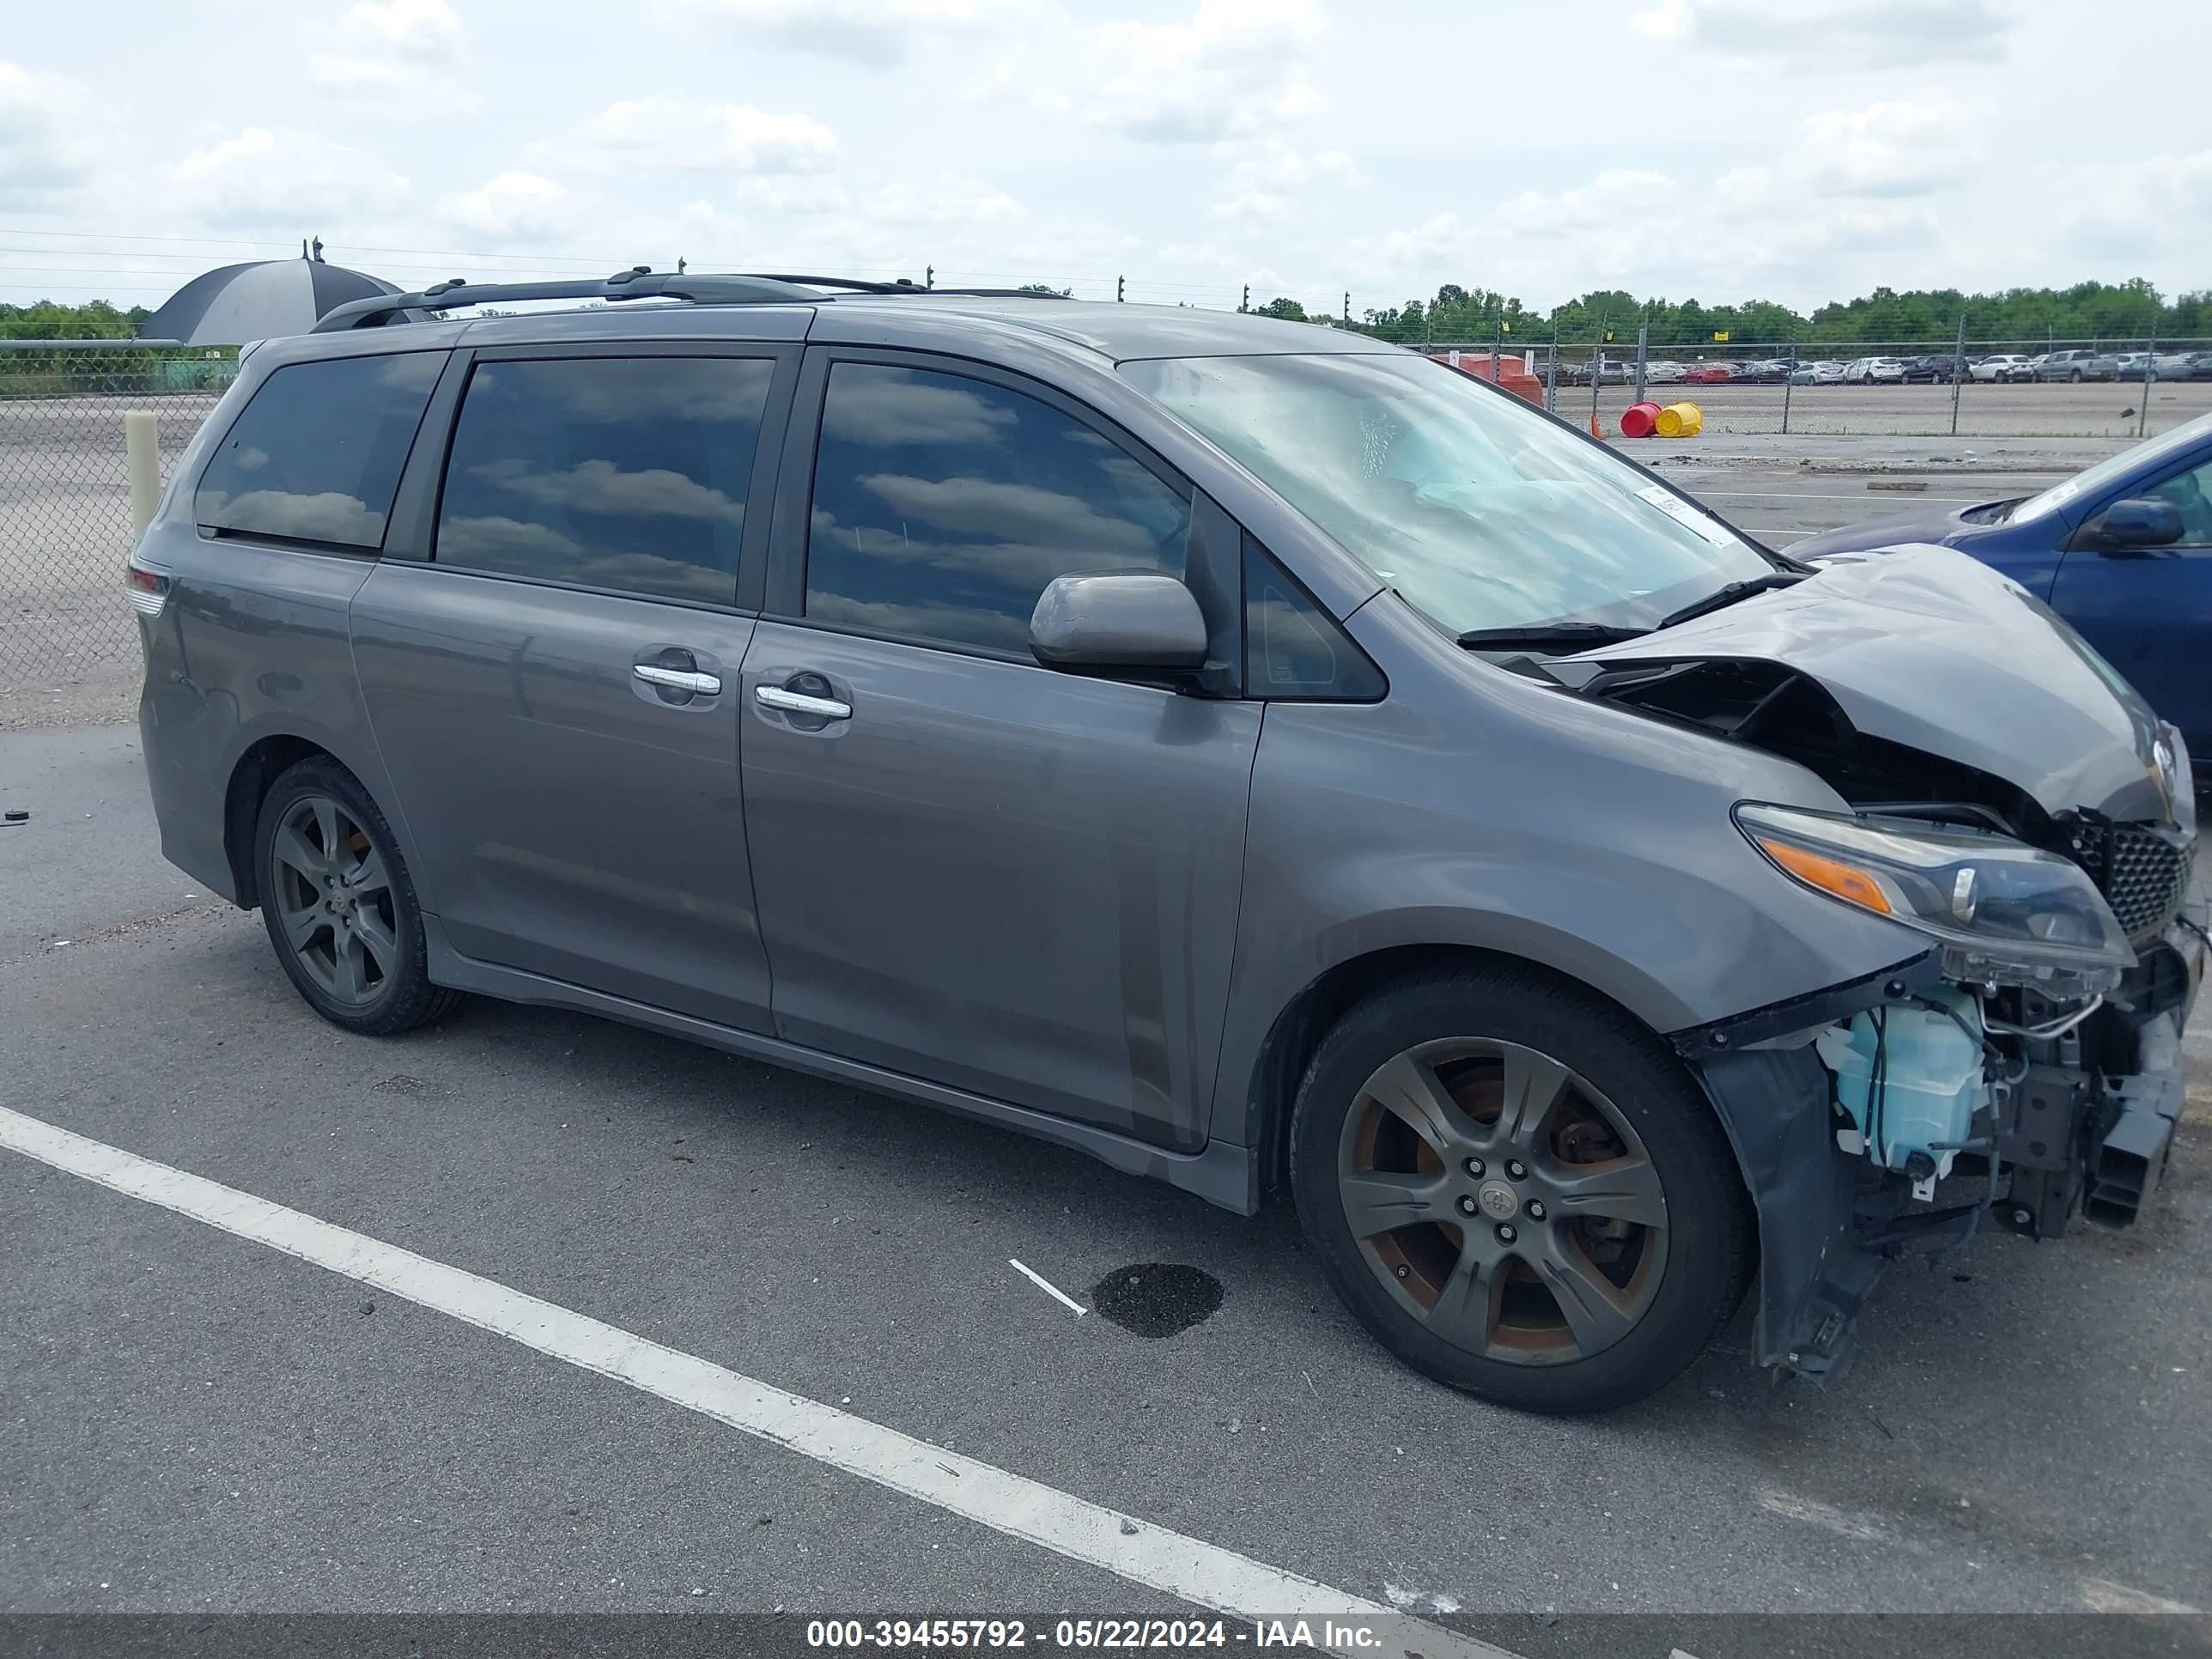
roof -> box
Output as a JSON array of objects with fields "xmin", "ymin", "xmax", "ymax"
[
  {"xmin": 819, "ymin": 295, "xmax": 1396, "ymax": 360},
  {"xmin": 307, "ymin": 270, "xmax": 1401, "ymax": 363}
]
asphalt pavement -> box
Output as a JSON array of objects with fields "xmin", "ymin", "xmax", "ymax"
[{"xmin": 2, "ymin": 464, "xmax": 2207, "ymax": 1647}]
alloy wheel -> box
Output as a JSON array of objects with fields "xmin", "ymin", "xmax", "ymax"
[
  {"xmin": 269, "ymin": 793, "xmax": 398, "ymax": 1009},
  {"xmin": 1336, "ymin": 1038, "xmax": 1668, "ymax": 1365}
]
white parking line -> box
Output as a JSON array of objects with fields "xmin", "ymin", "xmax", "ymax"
[{"xmin": 0, "ymin": 1104, "xmax": 1512, "ymax": 1659}]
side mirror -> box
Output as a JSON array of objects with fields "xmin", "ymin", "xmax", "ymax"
[
  {"xmin": 1030, "ymin": 572, "xmax": 1208, "ymax": 678},
  {"xmin": 2089, "ymin": 496, "xmax": 2185, "ymax": 551}
]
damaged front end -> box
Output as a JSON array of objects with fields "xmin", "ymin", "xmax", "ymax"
[
  {"xmin": 1670, "ymin": 757, "xmax": 2203, "ymax": 1380},
  {"xmin": 1526, "ymin": 545, "xmax": 2206, "ymax": 1378}
]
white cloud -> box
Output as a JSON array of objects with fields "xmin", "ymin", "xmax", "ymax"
[
  {"xmin": 563, "ymin": 97, "xmax": 840, "ymax": 176},
  {"xmin": 168, "ymin": 127, "xmax": 413, "ymax": 233},
  {"xmin": 1630, "ymin": 0, "xmax": 2011, "ymax": 70},
  {"xmin": 342, "ymin": 0, "xmax": 466, "ymax": 59},
  {"xmin": 1082, "ymin": 0, "xmax": 1326, "ymax": 143},
  {"xmin": 0, "ymin": 61, "xmax": 101, "ymax": 207},
  {"xmin": 859, "ymin": 176, "xmax": 1020, "ymax": 225},
  {"xmin": 434, "ymin": 170, "xmax": 568, "ymax": 244},
  {"xmin": 672, "ymin": 0, "xmax": 1008, "ymax": 67},
  {"xmin": 307, "ymin": 0, "xmax": 477, "ymax": 114}
]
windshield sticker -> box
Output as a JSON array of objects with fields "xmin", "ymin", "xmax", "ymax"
[{"xmin": 1635, "ymin": 483, "xmax": 1741, "ymax": 548}]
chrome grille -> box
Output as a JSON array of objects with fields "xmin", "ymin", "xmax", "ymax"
[{"xmin": 2075, "ymin": 823, "xmax": 2191, "ymax": 942}]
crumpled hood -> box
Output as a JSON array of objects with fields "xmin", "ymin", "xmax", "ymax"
[{"xmin": 1568, "ymin": 543, "xmax": 2170, "ymax": 820}]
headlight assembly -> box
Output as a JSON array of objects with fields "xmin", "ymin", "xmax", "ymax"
[{"xmin": 1735, "ymin": 803, "xmax": 2136, "ymax": 997}]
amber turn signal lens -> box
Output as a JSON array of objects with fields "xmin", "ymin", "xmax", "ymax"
[{"xmin": 1755, "ymin": 837, "xmax": 1894, "ymax": 915}]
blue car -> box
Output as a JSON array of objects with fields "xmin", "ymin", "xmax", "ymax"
[{"xmin": 1789, "ymin": 410, "xmax": 2212, "ymax": 771}]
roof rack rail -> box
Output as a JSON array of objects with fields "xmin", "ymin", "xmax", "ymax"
[{"xmin": 311, "ymin": 267, "xmax": 827, "ymax": 331}]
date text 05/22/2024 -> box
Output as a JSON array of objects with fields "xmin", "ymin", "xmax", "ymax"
[{"xmin": 805, "ymin": 1620, "xmax": 1398, "ymax": 1650}]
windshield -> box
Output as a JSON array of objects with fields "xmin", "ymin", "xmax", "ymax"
[
  {"xmin": 1119, "ymin": 352, "xmax": 1776, "ymax": 635},
  {"xmin": 2013, "ymin": 409, "xmax": 2212, "ymax": 524}
]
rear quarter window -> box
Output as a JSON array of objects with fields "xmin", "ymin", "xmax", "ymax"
[{"xmin": 194, "ymin": 352, "xmax": 444, "ymax": 550}]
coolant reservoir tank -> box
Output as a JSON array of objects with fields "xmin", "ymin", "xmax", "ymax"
[{"xmin": 1814, "ymin": 988, "xmax": 1984, "ymax": 1178}]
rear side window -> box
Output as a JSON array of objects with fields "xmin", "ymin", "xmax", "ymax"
[
  {"xmin": 805, "ymin": 362, "xmax": 1190, "ymax": 653},
  {"xmin": 195, "ymin": 352, "xmax": 443, "ymax": 549},
  {"xmin": 435, "ymin": 357, "xmax": 774, "ymax": 605}
]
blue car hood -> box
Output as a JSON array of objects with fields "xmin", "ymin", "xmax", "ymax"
[
  {"xmin": 1784, "ymin": 504, "xmax": 1986, "ymax": 560},
  {"xmin": 1567, "ymin": 543, "xmax": 2170, "ymax": 820}
]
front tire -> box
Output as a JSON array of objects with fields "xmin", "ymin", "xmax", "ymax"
[
  {"xmin": 1289, "ymin": 966, "xmax": 1753, "ymax": 1414},
  {"xmin": 254, "ymin": 757, "xmax": 458, "ymax": 1036}
]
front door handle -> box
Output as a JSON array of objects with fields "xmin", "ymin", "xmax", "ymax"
[
  {"xmin": 756, "ymin": 684, "xmax": 852, "ymax": 720},
  {"xmin": 635, "ymin": 663, "xmax": 723, "ymax": 696}
]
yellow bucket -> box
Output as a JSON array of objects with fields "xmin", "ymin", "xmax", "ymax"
[{"xmin": 1654, "ymin": 401, "xmax": 1704, "ymax": 438}]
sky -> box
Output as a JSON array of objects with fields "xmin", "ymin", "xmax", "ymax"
[{"xmin": 2, "ymin": 0, "xmax": 2208, "ymax": 318}]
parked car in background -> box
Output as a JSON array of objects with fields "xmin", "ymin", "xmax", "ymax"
[
  {"xmin": 2185, "ymin": 353, "xmax": 2212, "ymax": 381},
  {"xmin": 1790, "ymin": 360, "xmax": 1848, "ymax": 385},
  {"xmin": 1900, "ymin": 355, "xmax": 1962, "ymax": 384},
  {"xmin": 1681, "ymin": 362, "xmax": 1739, "ymax": 385},
  {"xmin": 1843, "ymin": 357, "xmax": 1905, "ymax": 384},
  {"xmin": 1643, "ymin": 360, "xmax": 1685, "ymax": 385},
  {"xmin": 2119, "ymin": 351, "xmax": 2197, "ymax": 381},
  {"xmin": 1972, "ymin": 354, "xmax": 2035, "ymax": 383},
  {"xmin": 129, "ymin": 274, "xmax": 2203, "ymax": 1415},
  {"xmin": 1789, "ymin": 407, "xmax": 2212, "ymax": 769},
  {"xmin": 2037, "ymin": 349, "xmax": 2103, "ymax": 382},
  {"xmin": 1745, "ymin": 359, "xmax": 1796, "ymax": 383}
]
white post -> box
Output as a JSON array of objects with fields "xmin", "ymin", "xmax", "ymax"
[{"xmin": 125, "ymin": 411, "xmax": 161, "ymax": 537}]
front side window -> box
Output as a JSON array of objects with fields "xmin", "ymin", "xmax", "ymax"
[
  {"xmin": 2148, "ymin": 458, "xmax": 2212, "ymax": 545},
  {"xmin": 196, "ymin": 352, "xmax": 443, "ymax": 549},
  {"xmin": 2014, "ymin": 410, "xmax": 2212, "ymax": 525},
  {"xmin": 805, "ymin": 362, "xmax": 1191, "ymax": 654},
  {"xmin": 1120, "ymin": 352, "xmax": 1776, "ymax": 639},
  {"xmin": 435, "ymin": 356, "xmax": 773, "ymax": 605}
]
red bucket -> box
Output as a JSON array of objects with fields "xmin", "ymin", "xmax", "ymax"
[{"xmin": 1620, "ymin": 400, "xmax": 1662, "ymax": 439}]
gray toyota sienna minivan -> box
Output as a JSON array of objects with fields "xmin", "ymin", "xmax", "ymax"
[{"xmin": 131, "ymin": 271, "xmax": 2204, "ymax": 1413}]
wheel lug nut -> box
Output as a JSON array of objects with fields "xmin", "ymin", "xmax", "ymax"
[
  {"xmin": 1394, "ymin": 1263, "xmax": 1410, "ymax": 1279},
  {"xmin": 1463, "ymin": 1157, "xmax": 1485, "ymax": 1177},
  {"xmin": 1526, "ymin": 1200, "xmax": 1547, "ymax": 1221},
  {"xmin": 1457, "ymin": 1195, "xmax": 1479, "ymax": 1217},
  {"xmin": 1495, "ymin": 1224, "xmax": 1517, "ymax": 1244},
  {"xmin": 1505, "ymin": 1159, "xmax": 1528, "ymax": 1180}
]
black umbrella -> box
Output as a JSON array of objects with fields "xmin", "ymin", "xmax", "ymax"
[{"xmin": 137, "ymin": 250, "xmax": 403, "ymax": 345}]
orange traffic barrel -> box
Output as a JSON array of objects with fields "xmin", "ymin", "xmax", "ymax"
[
  {"xmin": 1654, "ymin": 401, "xmax": 1704, "ymax": 438},
  {"xmin": 1620, "ymin": 400, "xmax": 1662, "ymax": 438}
]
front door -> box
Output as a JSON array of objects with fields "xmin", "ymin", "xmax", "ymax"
[
  {"xmin": 353, "ymin": 349, "xmax": 789, "ymax": 1031},
  {"xmin": 2051, "ymin": 449, "xmax": 2212, "ymax": 766},
  {"xmin": 739, "ymin": 356, "xmax": 1260, "ymax": 1148}
]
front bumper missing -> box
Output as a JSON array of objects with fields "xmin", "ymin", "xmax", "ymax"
[{"xmin": 1680, "ymin": 883, "xmax": 2204, "ymax": 1382}]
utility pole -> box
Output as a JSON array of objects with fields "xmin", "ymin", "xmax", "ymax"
[{"xmin": 1949, "ymin": 312, "xmax": 1967, "ymax": 436}]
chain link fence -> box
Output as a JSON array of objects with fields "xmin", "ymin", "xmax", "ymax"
[
  {"xmin": 1, "ymin": 339, "xmax": 237, "ymax": 690},
  {"xmin": 1371, "ymin": 331, "xmax": 2212, "ymax": 440}
]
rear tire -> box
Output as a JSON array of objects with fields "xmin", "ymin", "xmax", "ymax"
[
  {"xmin": 1289, "ymin": 966, "xmax": 1753, "ymax": 1414},
  {"xmin": 253, "ymin": 757, "xmax": 459, "ymax": 1036}
]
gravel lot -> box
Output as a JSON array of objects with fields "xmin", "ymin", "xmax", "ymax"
[
  {"xmin": 0, "ymin": 422, "xmax": 2207, "ymax": 1652},
  {"xmin": 1537, "ymin": 377, "xmax": 2212, "ymax": 440}
]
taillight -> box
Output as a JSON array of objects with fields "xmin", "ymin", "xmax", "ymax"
[{"xmin": 125, "ymin": 558, "xmax": 171, "ymax": 617}]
